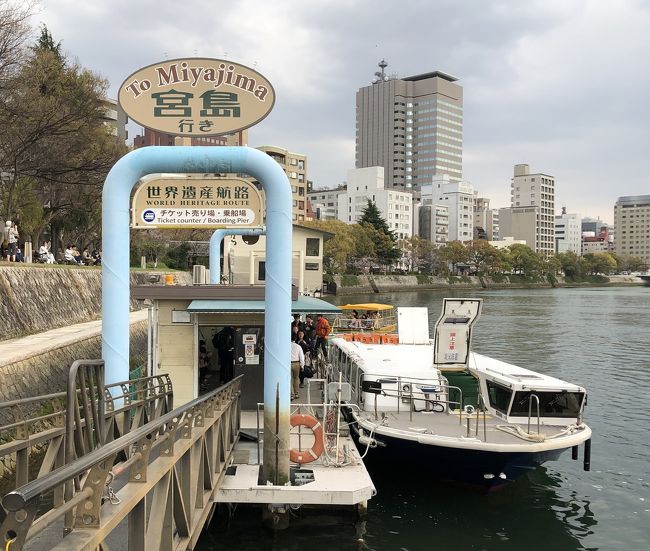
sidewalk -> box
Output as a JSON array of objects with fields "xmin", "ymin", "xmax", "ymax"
[{"xmin": 0, "ymin": 309, "xmax": 149, "ymax": 367}]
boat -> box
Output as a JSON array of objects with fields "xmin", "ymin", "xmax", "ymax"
[
  {"xmin": 332, "ymin": 303, "xmax": 397, "ymax": 333},
  {"xmin": 324, "ymin": 298, "xmax": 592, "ymax": 491}
]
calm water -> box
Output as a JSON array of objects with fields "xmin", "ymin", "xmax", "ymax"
[{"xmin": 198, "ymin": 286, "xmax": 650, "ymax": 550}]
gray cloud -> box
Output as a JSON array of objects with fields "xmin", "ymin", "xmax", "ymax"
[{"xmin": 38, "ymin": 0, "xmax": 650, "ymax": 222}]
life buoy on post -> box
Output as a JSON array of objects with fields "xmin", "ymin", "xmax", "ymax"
[{"xmin": 289, "ymin": 413, "xmax": 324, "ymax": 464}]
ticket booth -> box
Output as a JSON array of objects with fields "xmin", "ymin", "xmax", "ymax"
[{"xmin": 132, "ymin": 283, "xmax": 340, "ymax": 408}]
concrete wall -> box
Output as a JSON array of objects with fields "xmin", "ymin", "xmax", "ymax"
[{"xmin": 0, "ymin": 266, "xmax": 191, "ymax": 341}]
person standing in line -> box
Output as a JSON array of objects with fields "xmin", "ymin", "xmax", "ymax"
[
  {"xmin": 290, "ymin": 338, "xmax": 305, "ymax": 400},
  {"xmin": 295, "ymin": 330, "xmax": 311, "ymax": 388},
  {"xmin": 304, "ymin": 315, "xmax": 316, "ymax": 344},
  {"xmin": 4, "ymin": 221, "xmax": 18, "ymax": 262},
  {"xmin": 315, "ymin": 313, "xmax": 331, "ymax": 360}
]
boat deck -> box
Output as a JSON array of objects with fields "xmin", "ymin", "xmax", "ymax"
[{"xmin": 355, "ymin": 409, "xmax": 589, "ymax": 450}]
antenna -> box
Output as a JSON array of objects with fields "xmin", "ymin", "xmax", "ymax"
[{"xmin": 373, "ymin": 59, "xmax": 388, "ymax": 83}]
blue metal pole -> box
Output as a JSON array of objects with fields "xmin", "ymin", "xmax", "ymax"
[
  {"xmin": 209, "ymin": 227, "xmax": 266, "ymax": 284},
  {"xmin": 102, "ymin": 146, "xmax": 292, "ymax": 484}
]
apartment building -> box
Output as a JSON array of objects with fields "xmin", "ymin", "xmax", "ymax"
[
  {"xmin": 473, "ymin": 196, "xmax": 499, "ymax": 240},
  {"xmin": 307, "ymin": 186, "xmax": 345, "ymax": 220},
  {"xmin": 420, "ymin": 175, "xmax": 474, "ymax": 242},
  {"xmin": 555, "ymin": 208, "xmax": 582, "ymax": 254},
  {"xmin": 508, "ymin": 164, "xmax": 555, "ymax": 255},
  {"xmin": 336, "ymin": 167, "xmax": 413, "ymax": 240}
]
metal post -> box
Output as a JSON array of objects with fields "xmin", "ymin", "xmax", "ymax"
[
  {"xmin": 102, "ymin": 146, "xmax": 292, "ymax": 486},
  {"xmin": 208, "ymin": 227, "xmax": 266, "ymax": 284}
]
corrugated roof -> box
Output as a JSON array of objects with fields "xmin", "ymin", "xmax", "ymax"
[{"xmin": 187, "ymin": 295, "xmax": 340, "ymax": 313}]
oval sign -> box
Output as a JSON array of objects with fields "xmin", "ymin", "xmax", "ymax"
[{"xmin": 118, "ymin": 57, "xmax": 275, "ymax": 137}]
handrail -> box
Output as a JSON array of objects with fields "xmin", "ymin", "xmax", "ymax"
[
  {"xmin": 527, "ymin": 393, "xmax": 541, "ymax": 434},
  {"xmin": 3, "ymin": 375, "xmax": 243, "ymax": 512}
]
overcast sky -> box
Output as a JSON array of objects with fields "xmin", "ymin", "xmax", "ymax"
[{"xmin": 35, "ymin": 0, "xmax": 650, "ymax": 222}]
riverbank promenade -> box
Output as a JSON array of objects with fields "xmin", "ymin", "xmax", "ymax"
[{"xmin": 0, "ymin": 310, "xmax": 148, "ymax": 368}]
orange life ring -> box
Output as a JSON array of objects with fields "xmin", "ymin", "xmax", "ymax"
[{"xmin": 289, "ymin": 413, "xmax": 324, "ymax": 464}]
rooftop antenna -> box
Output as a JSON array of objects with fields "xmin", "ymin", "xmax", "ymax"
[{"xmin": 373, "ymin": 59, "xmax": 388, "ymax": 83}]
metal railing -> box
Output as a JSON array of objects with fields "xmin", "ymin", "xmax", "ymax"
[
  {"xmin": 527, "ymin": 393, "xmax": 541, "ymax": 434},
  {"xmin": 1, "ymin": 376, "xmax": 242, "ymax": 550}
]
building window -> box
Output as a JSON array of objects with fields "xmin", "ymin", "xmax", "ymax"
[
  {"xmin": 258, "ymin": 261, "xmax": 266, "ymax": 281},
  {"xmin": 305, "ymin": 262, "xmax": 319, "ymax": 271}
]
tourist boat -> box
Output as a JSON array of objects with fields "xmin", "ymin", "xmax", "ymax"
[
  {"xmin": 332, "ymin": 303, "xmax": 397, "ymax": 333},
  {"xmin": 325, "ymin": 298, "xmax": 592, "ymax": 491}
]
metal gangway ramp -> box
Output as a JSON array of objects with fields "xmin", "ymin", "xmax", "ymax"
[{"xmin": 1, "ymin": 372, "xmax": 242, "ymax": 550}]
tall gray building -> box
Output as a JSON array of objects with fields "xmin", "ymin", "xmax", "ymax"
[{"xmin": 355, "ymin": 61, "xmax": 463, "ymax": 192}]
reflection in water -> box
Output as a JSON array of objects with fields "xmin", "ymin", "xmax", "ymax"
[{"xmin": 199, "ymin": 287, "xmax": 650, "ymax": 550}]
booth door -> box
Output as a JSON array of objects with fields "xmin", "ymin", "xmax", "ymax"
[{"xmin": 233, "ymin": 327, "xmax": 264, "ymax": 410}]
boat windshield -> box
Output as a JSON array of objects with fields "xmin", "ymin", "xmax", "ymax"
[
  {"xmin": 509, "ymin": 390, "xmax": 584, "ymax": 418},
  {"xmin": 486, "ymin": 380, "xmax": 512, "ymax": 414}
]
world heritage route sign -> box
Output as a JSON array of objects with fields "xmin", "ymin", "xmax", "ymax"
[
  {"xmin": 131, "ymin": 175, "xmax": 263, "ymax": 229},
  {"xmin": 118, "ymin": 58, "xmax": 275, "ymax": 137}
]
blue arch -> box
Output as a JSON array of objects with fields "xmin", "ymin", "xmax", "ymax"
[{"xmin": 209, "ymin": 227, "xmax": 266, "ymax": 284}]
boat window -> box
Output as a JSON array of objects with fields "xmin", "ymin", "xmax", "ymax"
[
  {"xmin": 486, "ymin": 381, "xmax": 512, "ymax": 414},
  {"xmin": 510, "ymin": 391, "xmax": 584, "ymax": 418}
]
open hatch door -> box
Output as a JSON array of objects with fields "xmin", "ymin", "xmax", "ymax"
[{"xmin": 433, "ymin": 298, "xmax": 482, "ymax": 369}]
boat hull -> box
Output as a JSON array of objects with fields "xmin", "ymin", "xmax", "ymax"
[{"xmin": 348, "ymin": 419, "xmax": 567, "ymax": 491}]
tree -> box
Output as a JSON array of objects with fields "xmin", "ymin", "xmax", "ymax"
[
  {"xmin": 465, "ymin": 240, "xmax": 500, "ymax": 275},
  {"xmin": 0, "ymin": 26, "xmax": 127, "ymax": 249},
  {"xmin": 0, "ymin": 1, "xmax": 34, "ymax": 88},
  {"xmin": 508, "ymin": 244, "xmax": 542, "ymax": 276},
  {"xmin": 438, "ymin": 241, "xmax": 469, "ymax": 274},
  {"xmin": 359, "ymin": 199, "xmax": 394, "ymax": 238}
]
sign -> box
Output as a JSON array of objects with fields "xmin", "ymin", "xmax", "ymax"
[
  {"xmin": 131, "ymin": 175, "xmax": 263, "ymax": 229},
  {"xmin": 118, "ymin": 58, "xmax": 275, "ymax": 137}
]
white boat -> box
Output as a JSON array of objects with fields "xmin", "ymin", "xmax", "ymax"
[{"xmin": 325, "ymin": 298, "xmax": 592, "ymax": 491}]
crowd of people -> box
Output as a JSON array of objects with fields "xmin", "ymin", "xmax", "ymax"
[
  {"xmin": 0, "ymin": 220, "xmax": 101, "ymax": 265},
  {"xmin": 289, "ymin": 313, "xmax": 331, "ymax": 399}
]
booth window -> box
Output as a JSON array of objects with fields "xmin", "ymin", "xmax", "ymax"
[
  {"xmin": 305, "ymin": 262, "xmax": 319, "ymax": 271},
  {"xmin": 306, "ymin": 238, "xmax": 320, "ymax": 257}
]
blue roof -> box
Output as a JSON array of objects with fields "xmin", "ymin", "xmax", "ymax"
[{"xmin": 187, "ymin": 295, "xmax": 340, "ymax": 314}]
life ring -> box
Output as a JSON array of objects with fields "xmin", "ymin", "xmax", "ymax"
[{"xmin": 289, "ymin": 413, "xmax": 324, "ymax": 464}]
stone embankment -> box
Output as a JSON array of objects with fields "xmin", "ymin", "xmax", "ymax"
[
  {"xmin": 0, "ymin": 265, "xmax": 191, "ymax": 340},
  {"xmin": 330, "ymin": 273, "xmax": 644, "ymax": 295}
]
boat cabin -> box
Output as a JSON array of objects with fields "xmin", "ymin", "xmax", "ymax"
[{"xmin": 333, "ymin": 303, "xmax": 397, "ymax": 333}]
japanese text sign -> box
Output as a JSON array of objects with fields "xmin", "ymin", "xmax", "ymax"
[
  {"xmin": 131, "ymin": 176, "xmax": 263, "ymax": 229},
  {"xmin": 118, "ymin": 58, "xmax": 275, "ymax": 136}
]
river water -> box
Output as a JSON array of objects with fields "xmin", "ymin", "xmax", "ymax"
[{"xmin": 198, "ymin": 286, "xmax": 650, "ymax": 550}]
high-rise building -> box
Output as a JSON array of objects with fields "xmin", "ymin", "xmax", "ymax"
[
  {"xmin": 355, "ymin": 61, "xmax": 463, "ymax": 193},
  {"xmin": 507, "ymin": 164, "xmax": 555, "ymax": 255},
  {"xmin": 614, "ymin": 195, "xmax": 650, "ymax": 265},
  {"xmin": 337, "ymin": 167, "xmax": 413, "ymax": 240},
  {"xmin": 555, "ymin": 208, "xmax": 582, "ymax": 255}
]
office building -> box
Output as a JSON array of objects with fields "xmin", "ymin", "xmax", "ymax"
[
  {"xmin": 356, "ymin": 61, "xmax": 463, "ymax": 192},
  {"xmin": 614, "ymin": 195, "xmax": 650, "ymax": 265}
]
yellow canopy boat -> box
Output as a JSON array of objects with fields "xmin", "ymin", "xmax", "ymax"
[{"xmin": 333, "ymin": 303, "xmax": 397, "ymax": 333}]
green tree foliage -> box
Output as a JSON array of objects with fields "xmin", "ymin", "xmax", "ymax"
[
  {"xmin": 438, "ymin": 241, "xmax": 469, "ymax": 274},
  {"xmin": 508, "ymin": 243, "xmax": 542, "ymax": 275},
  {"xmin": 0, "ymin": 25, "xmax": 127, "ymax": 250},
  {"xmin": 465, "ymin": 240, "xmax": 501, "ymax": 275},
  {"xmin": 616, "ymin": 254, "xmax": 648, "ymax": 273}
]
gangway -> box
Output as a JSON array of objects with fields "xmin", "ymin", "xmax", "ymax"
[{"xmin": 1, "ymin": 374, "xmax": 242, "ymax": 550}]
